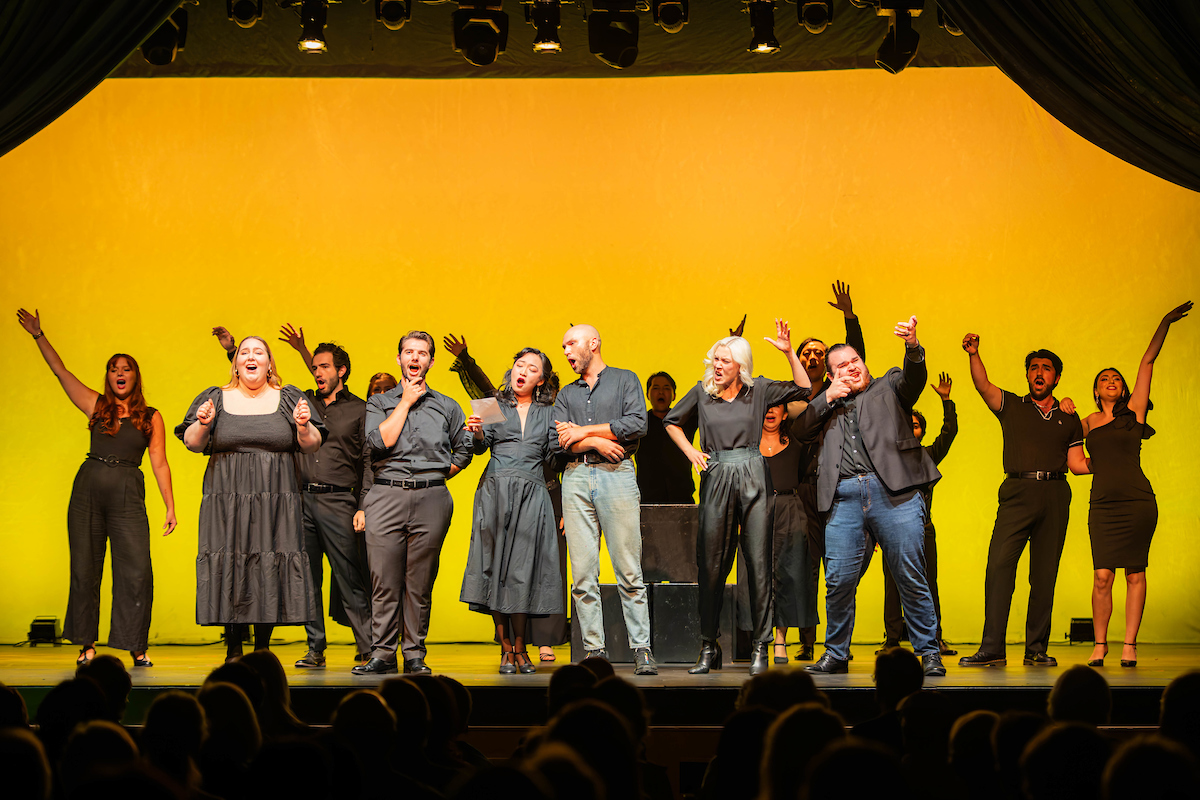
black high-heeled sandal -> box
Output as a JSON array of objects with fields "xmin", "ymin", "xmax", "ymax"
[
  {"xmin": 131, "ymin": 651, "xmax": 153, "ymax": 668},
  {"xmin": 1121, "ymin": 642, "xmax": 1137, "ymax": 668},
  {"xmin": 76, "ymin": 645, "xmax": 96, "ymax": 666},
  {"xmin": 773, "ymin": 644, "xmax": 789, "ymax": 665},
  {"xmin": 1087, "ymin": 642, "xmax": 1108, "ymax": 667}
]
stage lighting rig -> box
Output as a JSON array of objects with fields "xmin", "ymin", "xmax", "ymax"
[
  {"xmin": 377, "ymin": 0, "xmax": 412, "ymax": 30},
  {"xmin": 798, "ymin": 1, "xmax": 831, "ymax": 34},
  {"xmin": 936, "ymin": 4, "xmax": 962, "ymax": 35},
  {"xmin": 652, "ymin": 1, "xmax": 687, "ymax": 34},
  {"xmin": 587, "ymin": 1, "xmax": 639, "ymax": 69},
  {"xmin": 746, "ymin": 1, "xmax": 779, "ymax": 54},
  {"xmin": 873, "ymin": 1, "xmax": 923, "ymax": 73},
  {"xmin": 228, "ymin": 0, "xmax": 264, "ymax": 27},
  {"xmin": 526, "ymin": 1, "xmax": 562, "ymax": 53},
  {"xmin": 141, "ymin": 6, "xmax": 190, "ymax": 65},
  {"xmin": 281, "ymin": 0, "xmax": 336, "ymax": 53},
  {"xmin": 453, "ymin": 3, "xmax": 509, "ymax": 66}
]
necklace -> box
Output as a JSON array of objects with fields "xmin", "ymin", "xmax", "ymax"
[{"xmin": 1032, "ymin": 397, "xmax": 1055, "ymax": 420}]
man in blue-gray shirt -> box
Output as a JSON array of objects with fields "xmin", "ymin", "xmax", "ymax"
[
  {"xmin": 354, "ymin": 330, "xmax": 474, "ymax": 676},
  {"xmin": 552, "ymin": 324, "xmax": 657, "ymax": 675}
]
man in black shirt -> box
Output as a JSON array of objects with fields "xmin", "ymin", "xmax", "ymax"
[
  {"xmin": 636, "ymin": 372, "xmax": 697, "ymax": 504},
  {"xmin": 959, "ymin": 336, "xmax": 1087, "ymax": 667}
]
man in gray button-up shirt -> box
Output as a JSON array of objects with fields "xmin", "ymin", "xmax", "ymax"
[
  {"xmin": 551, "ymin": 324, "xmax": 657, "ymax": 674},
  {"xmin": 353, "ymin": 331, "xmax": 473, "ymax": 676}
]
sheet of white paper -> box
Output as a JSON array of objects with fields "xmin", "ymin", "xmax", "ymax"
[{"xmin": 470, "ymin": 397, "xmax": 506, "ymax": 425}]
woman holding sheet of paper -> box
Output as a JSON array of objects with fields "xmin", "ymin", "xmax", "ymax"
[{"xmin": 460, "ymin": 347, "xmax": 564, "ymax": 675}]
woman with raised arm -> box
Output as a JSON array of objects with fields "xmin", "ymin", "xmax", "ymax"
[
  {"xmin": 460, "ymin": 348, "xmax": 564, "ymax": 675},
  {"xmin": 664, "ymin": 320, "xmax": 810, "ymax": 677},
  {"xmin": 177, "ymin": 336, "xmax": 325, "ymax": 661},
  {"xmin": 1081, "ymin": 301, "xmax": 1191, "ymax": 669},
  {"xmin": 16, "ymin": 308, "xmax": 176, "ymax": 668}
]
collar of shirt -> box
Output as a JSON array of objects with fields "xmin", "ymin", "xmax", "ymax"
[
  {"xmin": 570, "ymin": 366, "xmax": 608, "ymax": 391},
  {"xmin": 1021, "ymin": 394, "xmax": 1060, "ymax": 411}
]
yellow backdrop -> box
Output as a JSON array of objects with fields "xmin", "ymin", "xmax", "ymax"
[{"xmin": 2, "ymin": 67, "xmax": 1198, "ymax": 650}]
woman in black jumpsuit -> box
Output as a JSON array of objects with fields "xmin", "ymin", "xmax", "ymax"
[
  {"xmin": 665, "ymin": 320, "xmax": 809, "ymax": 676},
  {"xmin": 17, "ymin": 308, "xmax": 177, "ymax": 668}
]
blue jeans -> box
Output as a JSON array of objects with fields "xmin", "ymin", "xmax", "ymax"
[
  {"xmin": 561, "ymin": 459, "xmax": 651, "ymax": 650},
  {"xmin": 823, "ymin": 474, "xmax": 937, "ymax": 660}
]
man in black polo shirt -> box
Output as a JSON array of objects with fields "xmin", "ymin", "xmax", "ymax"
[
  {"xmin": 635, "ymin": 371, "xmax": 697, "ymax": 504},
  {"xmin": 958, "ymin": 335, "xmax": 1087, "ymax": 667}
]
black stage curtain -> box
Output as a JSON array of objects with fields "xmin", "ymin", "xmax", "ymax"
[
  {"xmin": 939, "ymin": 1, "xmax": 1200, "ymax": 192},
  {"xmin": 0, "ymin": 1, "xmax": 181, "ymax": 159}
]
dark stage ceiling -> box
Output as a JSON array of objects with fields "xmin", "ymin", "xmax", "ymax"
[{"xmin": 110, "ymin": 1, "xmax": 991, "ymax": 80}]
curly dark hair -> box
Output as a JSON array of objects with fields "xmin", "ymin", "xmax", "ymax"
[{"xmin": 496, "ymin": 348, "xmax": 558, "ymax": 406}]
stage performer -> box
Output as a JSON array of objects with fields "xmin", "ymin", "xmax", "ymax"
[
  {"xmin": 1079, "ymin": 301, "xmax": 1190, "ymax": 668},
  {"xmin": 551, "ymin": 324, "xmax": 657, "ymax": 675},
  {"xmin": 17, "ymin": 308, "xmax": 176, "ymax": 669},
  {"xmin": 958, "ymin": 337, "xmax": 1087, "ymax": 668},
  {"xmin": 878, "ymin": 372, "xmax": 958, "ymax": 656},
  {"xmin": 798, "ymin": 316, "xmax": 946, "ymax": 677},
  {"xmin": 664, "ymin": 320, "xmax": 810, "ymax": 677},
  {"xmin": 178, "ymin": 336, "xmax": 325, "ymax": 661},
  {"xmin": 354, "ymin": 331, "xmax": 473, "ymax": 675},
  {"xmin": 367, "ymin": 372, "xmax": 398, "ymax": 396},
  {"xmin": 637, "ymin": 372, "xmax": 699, "ymax": 504},
  {"xmin": 443, "ymin": 332, "xmax": 569, "ymax": 663},
  {"xmin": 461, "ymin": 348, "xmax": 564, "ymax": 675}
]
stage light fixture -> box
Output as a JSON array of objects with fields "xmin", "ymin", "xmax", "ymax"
[
  {"xmin": 296, "ymin": 0, "xmax": 329, "ymax": 53},
  {"xmin": 588, "ymin": 1, "xmax": 639, "ymax": 69},
  {"xmin": 874, "ymin": 2, "xmax": 922, "ymax": 73},
  {"xmin": 936, "ymin": 4, "xmax": 962, "ymax": 35},
  {"xmin": 377, "ymin": 0, "xmax": 412, "ymax": 30},
  {"xmin": 526, "ymin": 1, "xmax": 562, "ymax": 53},
  {"xmin": 141, "ymin": 7, "xmax": 189, "ymax": 65},
  {"xmin": 747, "ymin": 1, "xmax": 780, "ymax": 54},
  {"xmin": 651, "ymin": 0, "xmax": 688, "ymax": 34},
  {"xmin": 453, "ymin": 3, "xmax": 509, "ymax": 66},
  {"xmin": 798, "ymin": 1, "xmax": 832, "ymax": 34},
  {"xmin": 228, "ymin": 0, "xmax": 263, "ymax": 27}
]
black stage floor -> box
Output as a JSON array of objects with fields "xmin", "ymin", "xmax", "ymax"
[{"xmin": 5, "ymin": 642, "xmax": 1196, "ymax": 728}]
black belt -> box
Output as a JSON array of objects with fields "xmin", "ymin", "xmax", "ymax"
[
  {"xmin": 774, "ymin": 487, "xmax": 800, "ymax": 496},
  {"xmin": 375, "ymin": 478, "xmax": 446, "ymax": 489},
  {"xmin": 302, "ymin": 483, "xmax": 354, "ymax": 494},
  {"xmin": 86, "ymin": 454, "xmax": 140, "ymax": 468},
  {"xmin": 573, "ymin": 452, "xmax": 635, "ymax": 465},
  {"xmin": 1007, "ymin": 471, "xmax": 1067, "ymax": 481}
]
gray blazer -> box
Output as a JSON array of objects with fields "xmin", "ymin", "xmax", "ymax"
[{"xmin": 797, "ymin": 345, "xmax": 941, "ymax": 513}]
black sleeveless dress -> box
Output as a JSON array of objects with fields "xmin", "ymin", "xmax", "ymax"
[{"xmin": 1086, "ymin": 408, "xmax": 1157, "ymax": 570}]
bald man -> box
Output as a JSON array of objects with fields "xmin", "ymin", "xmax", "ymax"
[{"xmin": 551, "ymin": 324, "xmax": 656, "ymax": 674}]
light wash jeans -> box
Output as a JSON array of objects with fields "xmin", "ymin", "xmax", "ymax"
[{"xmin": 561, "ymin": 459, "xmax": 651, "ymax": 650}]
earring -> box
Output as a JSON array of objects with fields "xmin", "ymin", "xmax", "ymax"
[{"xmin": 235, "ymin": 369, "xmax": 240, "ymax": 378}]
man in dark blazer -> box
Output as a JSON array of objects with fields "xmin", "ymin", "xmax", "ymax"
[{"xmin": 796, "ymin": 315, "xmax": 946, "ymax": 677}]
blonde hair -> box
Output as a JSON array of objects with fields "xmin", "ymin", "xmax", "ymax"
[
  {"xmin": 702, "ymin": 337, "xmax": 755, "ymax": 397},
  {"xmin": 222, "ymin": 336, "xmax": 283, "ymax": 390}
]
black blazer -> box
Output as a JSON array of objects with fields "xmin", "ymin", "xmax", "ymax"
[{"xmin": 797, "ymin": 345, "xmax": 941, "ymax": 513}]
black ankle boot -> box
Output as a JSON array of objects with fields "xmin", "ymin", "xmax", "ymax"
[
  {"xmin": 688, "ymin": 640, "xmax": 723, "ymax": 674},
  {"xmin": 749, "ymin": 642, "xmax": 770, "ymax": 676}
]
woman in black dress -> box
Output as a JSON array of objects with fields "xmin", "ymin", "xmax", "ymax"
[
  {"xmin": 178, "ymin": 336, "xmax": 325, "ymax": 661},
  {"xmin": 17, "ymin": 308, "xmax": 177, "ymax": 668},
  {"xmin": 1080, "ymin": 301, "xmax": 1190, "ymax": 668},
  {"xmin": 461, "ymin": 348, "xmax": 564, "ymax": 674},
  {"xmin": 665, "ymin": 320, "xmax": 809, "ymax": 676}
]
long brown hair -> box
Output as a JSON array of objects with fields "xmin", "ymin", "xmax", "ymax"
[
  {"xmin": 90, "ymin": 354, "xmax": 154, "ymax": 438},
  {"xmin": 222, "ymin": 336, "xmax": 283, "ymax": 391}
]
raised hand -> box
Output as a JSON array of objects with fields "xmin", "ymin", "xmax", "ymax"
[
  {"xmin": 196, "ymin": 399, "xmax": 216, "ymax": 426},
  {"xmin": 592, "ymin": 439, "xmax": 626, "ymax": 463},
  {"xmin": 399, "ymin": 374, "xmax": 427, "ymax": 408},
  {"xmin": 962, "ymin": 333, "xmax": 980, "ymax": 355},
  {"xmin": 932, "ymin": 372, "xmax": 952, "ymax": 399},
  {"xmin": 443, "ymin": 333, "xmax": 468, "ymax": 357},
  {"xmin": 17, "ymin": 308, "xmax": 41, "ymax": 336},
  {"xmin": 162, "ymin": 511, "xmax": 178, "ymax": 536},
  {"xmin": 828, "ymin": 281, "xmax": 854, "ymax": 317},
  {"xmin": 212, "ymin": 326, "xmax": 236, "ymax": 352},
  {"xmin": 729, "ymin": 314, "xmax": 747, "ymax": 338},
  {"xmin": 278, "ymin": 323, "xmax": 306, "ymax": 354},
  {"xmin": 353, "ymin": 510, "xmax": 365, "ymax": 533},
  {"xmin": 1164, "ymin": 301, "xmax": 1193, "ymax": 324},
  {"xmin": 764, "ymin": 318, "xmax": 793, "ymax": 352},
  {"xmin": 293, "ymin": 397, "xmax": 311, "ymax": 429},
  {"xmin": 894, "ymin": 315, "xmax": 919, "ymax": 347}
]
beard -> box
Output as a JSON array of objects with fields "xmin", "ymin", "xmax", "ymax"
[
  {"xmin": 571, "ymin": 350, "xmax": 592, "ymax": 375},
  {"xmin": 1029, "ymin": 380, "xmax": 1054, "ymax": 401}
]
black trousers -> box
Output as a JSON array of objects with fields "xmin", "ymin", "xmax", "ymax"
[
  {"xmin": 362, "ymin": 484, "xmax": 454, "ymax": 662},
  {"xmin": 981, "ymin": 478, "xmax": 1071, "ymax": 654},
  {"xmin": 64, "ymin": 462, "xmax": 153, "ymax": 651},
  {"xmin": 302, "ymin": 492, "xmax": 373, "ymax": 655},
  {"xmin": 882, "ymin": 524, "xmax": 942, "ymax": 641},
  {"xmin": 698, "ymin": 448, "xmax": 774, "ymax": 643}
]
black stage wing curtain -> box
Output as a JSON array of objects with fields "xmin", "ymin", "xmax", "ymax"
[
  {"xmin": 938, "ymin": 1, "xmax": 1200, "ymax": 193},
  {"xmin": 0, "ymin": 1, "xmax": 181, "ymax": 159}
]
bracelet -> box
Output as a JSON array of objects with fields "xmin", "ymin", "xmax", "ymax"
[{"xmin": 32, "ymin": 332, "xmax": 43, "ymax": 340}]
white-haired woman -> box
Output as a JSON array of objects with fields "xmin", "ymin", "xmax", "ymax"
[{"xmin": 665, "ymin": 320, "xmax": 810, "ymax": 676}]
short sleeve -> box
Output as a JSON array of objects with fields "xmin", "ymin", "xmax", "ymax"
[
  {"xmin": 1065, "ymin": 412, "xmax": 1085, "ymax": 447},
  {"xmin": 760, "ymin": 377, "xmax": 806, "ymax": 408},
  {"xmin": 175, "ymin": 387, "xmax": 222, "ymax": 442},
  {"xmin": 993, "ymin": 389, "xmax": 1018, "ymax": 420},
  {"xmin": 279, "ymin": 384, "xmax": 328, "ymax": 446},
  {"xmin": 664, "ymin": 383, "xmax": 702, "ymax": 430}
]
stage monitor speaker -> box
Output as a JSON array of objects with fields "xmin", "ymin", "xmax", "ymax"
[
  {"xmin": 1067, "ymin": 618, "xmax": 1093, "ymax": 644},
  {"xmin": 649, "ymin": 582, "xmax": 737, "ymax": 663},
  {"xmin": 29, "ymin": 616, "xmax": 62, "ymax": 645},
  {"xmin": 570, "ymin": 584, "xmax": 637, "ymax": 663},
  {"xmin": 641, "ymin": 504, "xmax": 699, "ymax": 583}
]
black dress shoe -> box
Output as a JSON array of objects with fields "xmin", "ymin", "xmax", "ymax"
[
  {"xmin": 404, "ymin": 657, "xmax": 433, "ymax": 675},
  {"xmin": 875, "ymin": 639, "xmax": 902, "ymax": 655},
  {"xmin": 351, "ymin": 657, "xmax": 397, "ymax": 675},
  {"xmin": 1023, "ymin": 651, "xmax": 1057, "ymax": 667},
  {"xmin": 922, "ymin": 652, "xmax": 947, "ymax": 677},
  {"xmin": 959, "ymin": 650, "xmax": 1006, "ymax": 667},
  {"xmin": 688, "ymin": 640, "xmax": 722, "ymax": 674},
  {"xmin": 749, "ymin": 642, "xmax": 770, "ymax": 677},
  {"xmin": 804, "ymin": 652, "xmax": 849, "ymax": 674}
]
